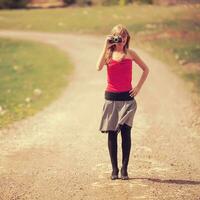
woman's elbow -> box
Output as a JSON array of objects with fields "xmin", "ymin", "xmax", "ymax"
[
  {"xmin": 96, "ymin": 64, "xmax": 104, "ymax": 71},
  {"xmin": 145, "ymin": 67, "xmax": 150, "ymax": 74},
  {"xmin": 96, "ymin": 66, "xmax": 102, "ymax": 71}
]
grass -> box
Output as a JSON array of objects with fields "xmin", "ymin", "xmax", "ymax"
[
  {"xmin": 0, "ymin": 4, "xmax": 197, "ymax": 34},
  {"xmin": 137, "ymin": 36, "xmax": 200, "ymax": 95},
  {"xmin": 0, "ymin": 38, "xmax": 74, "ymax": 128}
]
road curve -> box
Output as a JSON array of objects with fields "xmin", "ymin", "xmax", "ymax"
[{"xmin": 0, "ymin": 30, "xmax": 200, "ymax": 200}]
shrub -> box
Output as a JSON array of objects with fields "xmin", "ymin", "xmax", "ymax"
[
  {"xmin": 76, "ymin": 0, "xmax": 92, "ymax": 6},
  {"xmin": 0, "ymin": 0, "xmax": 29, "ymax": 9},
  {"xmin": 63, "ymin": 0, "xmax": 76, "ymax": 5},
  {"xmin": 101, "ymin": 0, "xmax": 118, "ymax": 6},
  {"xmin": 134, "ymin": 0, "xmax": 153, "ymax": 4},
  {"xmin": 63, "ymin": 0, "xmax": 92, "ymax": 6},
  {"xmin": 119, "ymin": 0, "xmax": 132, "ymax": 6}
]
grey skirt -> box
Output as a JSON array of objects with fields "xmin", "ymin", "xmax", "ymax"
[{"xmin": 99, "ymin": 98, "xmax": 137, "ymax": 134}]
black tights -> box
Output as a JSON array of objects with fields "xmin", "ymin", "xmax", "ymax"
[{"xmin": 108, "ymin": 124, "xmax": 131, "ymax": 172}]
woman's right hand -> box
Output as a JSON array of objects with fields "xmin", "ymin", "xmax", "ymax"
[{"xmin": 104, "ymin": 35, "xmax": 116, "ymax": 49}]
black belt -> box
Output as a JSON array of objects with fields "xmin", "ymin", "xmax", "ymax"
[{"xmin": 105, "ymin": 90, "xmax": 134, "ymax": 101}]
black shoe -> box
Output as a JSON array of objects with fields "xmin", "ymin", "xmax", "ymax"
[
  {"xmin": 120, "ymin": 167, "xmax": 129, "ymax": 180},
  {"xmin": 110, "ymin": 168, "xmax": 119, "ymax": 180}
]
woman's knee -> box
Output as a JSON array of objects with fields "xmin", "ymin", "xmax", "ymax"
[
  {"xmin": 108, "ymin": 130, "xmax": 118, "ymax": 140},
  {"xmin": 121, "ymin": 124, "xmax": 131, "ymax": 134}
]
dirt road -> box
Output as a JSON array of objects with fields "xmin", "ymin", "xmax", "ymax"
[{"xmin": 0, "ymin": 30, "xmax": 199, "ymax": 200}]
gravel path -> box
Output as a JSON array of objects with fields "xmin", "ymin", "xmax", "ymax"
[{"xmin": 0, "ymin": 30, "xmax": 199, "ymax": 200}]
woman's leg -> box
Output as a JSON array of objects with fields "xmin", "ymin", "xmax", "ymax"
[
  {"xmin": 108, "ymin": 130, "xmax": 119, "ymax": 179},
  {"xmin": 120, "ymin": 123, "xmax": 132, "ymax": 178}
]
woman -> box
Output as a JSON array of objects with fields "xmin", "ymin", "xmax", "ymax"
[{"xmin": 96, "ymin": 24, "xmax": 149, "ymax": 180}]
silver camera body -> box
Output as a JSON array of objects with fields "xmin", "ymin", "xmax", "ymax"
[{"xmin": 108, "ymin": 35, "xmax": 122, "ymax": 44}]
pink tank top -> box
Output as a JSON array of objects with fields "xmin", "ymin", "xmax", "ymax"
[{"xmin": 106, "ymin": 58, "xmax": 133, "ymax": 92}]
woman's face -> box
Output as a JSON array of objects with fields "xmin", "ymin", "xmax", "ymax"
[
  {"xmin": 122, "ymin": 34, "xmax": 127, "ymax": 45},
  {"xmin": 115, "ymin": 33, "xmax": 127, "ymax": 47}
]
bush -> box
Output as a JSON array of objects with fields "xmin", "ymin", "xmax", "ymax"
[
  {"xmin": 76, "ymin": 0, "xmax": 92, "ymax": 6},
  {"xmin": 0, "ymin": 0, "xmax": 29, "ymax": 9},
  {"xmin": 101, "ymin": 0, "xmax": 118, "ymax": 6},
  {"xmin": 63, "ymin": 0, "xmax": 76, "ymax": 5},
  {"xmin": 119, "ymin": 0, "xmax": 132, "ymax": 6},
  {"xmin": 63, "ymin": 0, "xmax": 92, "ymax": 6},
  {"xmin": 134, "ymin": 0, "xmax": 153, "ymax": 4}
]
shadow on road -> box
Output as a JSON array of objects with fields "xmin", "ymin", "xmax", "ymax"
[{"xmin": 129, "ymin": 177, "xmax": 200, "ymax": 185}]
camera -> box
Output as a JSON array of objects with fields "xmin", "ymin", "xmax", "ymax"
[{"xmin": 108, "ymin": 35, "xmax": 122, "ymax": 44}]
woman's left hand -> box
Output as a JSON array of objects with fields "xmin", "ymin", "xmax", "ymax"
[{"xmin": 129, "ymin": 86, "xmax": 141, "ymax": 97}]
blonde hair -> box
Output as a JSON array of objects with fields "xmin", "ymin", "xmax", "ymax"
[{"xmin": 105, "ymin": 24, "xmax": 131, "ymax": 65}]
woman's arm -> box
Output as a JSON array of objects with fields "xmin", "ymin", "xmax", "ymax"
[
  {"xmin": 96, "ymin": 35, "xmax": 115, "ymax": 71},
  {"xmin": 96, "ymin": 45, "xmax": 107, "ymax": 71},
  {"xmin": 128, "ymin": 49, "xmax": 150, "ymax": 96}
]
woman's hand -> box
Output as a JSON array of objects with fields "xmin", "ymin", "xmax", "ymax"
[
  {"xmin": 129, "ymin": 85, "xmax": 141, "ymax": 97},
  {"xmin": 104, "ymin": 35, "xmax": 116, "ymax": 49}
]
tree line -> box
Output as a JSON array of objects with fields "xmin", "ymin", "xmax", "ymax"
[{"xmin": 0, "ymin": 0, "xmax": 198, "ymax": 9}]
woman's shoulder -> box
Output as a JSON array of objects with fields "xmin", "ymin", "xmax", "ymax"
[
  {"xmin": 127, "ymin": 48, "xmax": 140, "ymax": 61},
  {"xmin": 127, "ymin": 48, "xmax": 136, "ymax": 57},
  {"xmin": 125, "ymin": 49, "xmax": 133, "ymax": 60}
]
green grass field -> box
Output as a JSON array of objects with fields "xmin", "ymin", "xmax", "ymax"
[
  {"xmin": 138, "ymin": 37, "xmax": 200, "ymax": 94},
  {"xmin": 0, "ymin": 4, "xmax": 199, "ymax": 34},
  {"xmin": 0, "ymin": 38, "xmax": 74, "ymax": 128}
]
